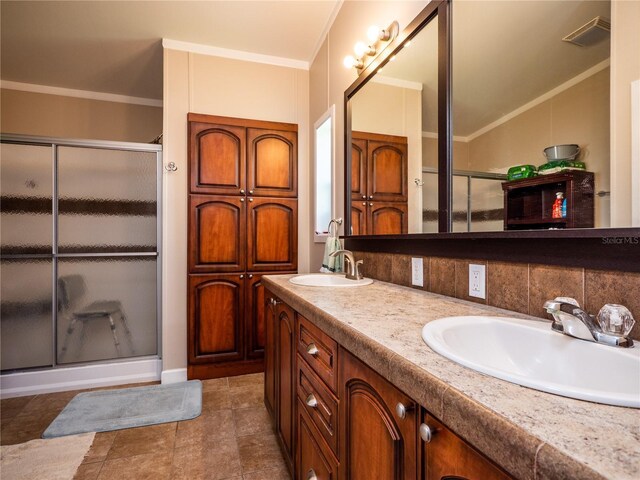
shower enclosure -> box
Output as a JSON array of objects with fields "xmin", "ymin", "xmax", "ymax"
[{"xmin": 0, "ymin": 135, "xmax": 161, "ymax": 372}]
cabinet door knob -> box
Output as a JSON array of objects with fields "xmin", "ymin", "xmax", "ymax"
[
  {"xmin": 305, "ymin": 393, "xmax": 318, "ymax": 408},
  {"xmin": 362, "ymin": 195, "xmax": 366, "ymax": 199},
  {"xmin": 249, "ymin": 198, "xmax": 254, "ymax": 202},
  {"xmin": 248, "ymin": 274, "xmax": 253, "ymax": 279},
  {"xmin": 369, "ymin": 195, "xmax": 374, "ymax": 200},
  {"xmin": 239, "ymin": 274, "xmax": 244, "ymax": 279},
  {"xmin": 249, "ymin": 190, "xmax": 254, "ymax": 194},
  {"xmin": 306, "ymin": 469, "xmax": 318, "ymax": 480},
  {"xmin": 369, "ymin": 202, "xmax": 374, "ymax": 206},
  {"xmin": 306, "ymin": 343, "xmax": 319, "ymax": 356},
  {"xmin": 362, "ymin": 202, "xmax": 367, "ymax": 206},
  {"xmin": 240, "ymin": 197, "xmax": 245, "ymax": 202},
  {"xmin": 240, "ymin": 189, "xmax": 245, "ymax": 194},
  {"xmin": 395, "ymin": 402, "xmax": 414, "ymax": 419},
  {"xmin": 419, "ymin": 423, "xmax": 436, "ymax": 443}
]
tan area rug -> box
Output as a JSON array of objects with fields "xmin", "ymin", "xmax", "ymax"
[{"xmin": 1, "ymin": 432, "xmax": 95, "ymax": 480}]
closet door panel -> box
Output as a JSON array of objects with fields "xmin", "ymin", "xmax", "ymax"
[
  {"xmin": 189, "ymin": 122, "xmax": 246, "ymax": 195},
  {"xmin": 247, "ymin": 128, "xmax": 297, "ymax": 197},
  {"xmin": 188, "ymin": 274, "xmax": 244, "ymax": 364},
  {"xmin": 351, "ymin": 136, "xmax": 368, "ymax": 201},
  {"xmin": 189, "ymin": 195, "xmax": 246, "ymax": 273},
  {"xmin": 368, "ymin": 140, "xmax": 408, "ymax": 202},
  {"xmin": 350, "ymin": 201, "xmax": 367, "ymax": 236},
  {"xmin": 370, "ymin": 202, "xmax": 408, "ymax": 235},
  {"xmin": 247, "ymin": 198, "xmax": 297, "ymax": 272}
]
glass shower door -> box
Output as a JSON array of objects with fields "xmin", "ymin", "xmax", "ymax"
[
  {"xmin": 0, "ymin": 143, "xmax": 54, "ymax": 370},
  {"xmin": 56, "ymin": 146, "xmax": 159, "ymax": 364}
]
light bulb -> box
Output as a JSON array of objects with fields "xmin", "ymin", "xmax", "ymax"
[
  {"xmin": 354, "ymin": 41, "xmax": 368, "ymax": 57},
  {"xmin": 367, "ymin": 25, "xmax": 381, "ymax": 42},
  {"xmin": 343, "ymin": 55, "xmax": 356, "ymax": 68}
]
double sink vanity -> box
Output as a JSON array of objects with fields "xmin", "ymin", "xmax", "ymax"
[{"xmin": 262, "ymin": 273, "xmax": 640, "ymax": 480}]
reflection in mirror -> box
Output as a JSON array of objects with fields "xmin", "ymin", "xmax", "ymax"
[
  {"xmin": 349, "ymin": 14, "xmax": 438, "ymax": 234},
  {"xmin": 453, "ymin": 0, "xmax": 610, "ymax": 231},
  {"xmin": 347, "ymin": 0, "xmax": 616, "ymax": 235}
]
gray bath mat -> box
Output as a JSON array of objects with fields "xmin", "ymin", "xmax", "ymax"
[{"xmin": 42, "ymin": 380, "xmax": 202, "ymax": 438}]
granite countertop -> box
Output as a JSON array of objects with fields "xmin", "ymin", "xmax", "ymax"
[{"xmin": 263, "ymin": 274, "xmax": 640, "ymax": 480}]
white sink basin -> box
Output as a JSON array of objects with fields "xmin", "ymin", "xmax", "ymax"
[
  {"xmin": 289, "ymin": 274, "xmax": 373, "ymax": 287},
  {"xmin": 422, "ymin": 316, "xmax": 640, "ymax": 408}
]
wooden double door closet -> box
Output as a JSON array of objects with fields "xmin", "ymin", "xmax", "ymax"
[{"xmin": 187, "ymin": 113, "xmax": 298, "ymax": 379}]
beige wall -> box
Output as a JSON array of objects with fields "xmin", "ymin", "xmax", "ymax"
[
  {"xmin": 309, "ymin": 38, "xmax": 331, "ymax": 271},
  {"xmin": 611, "ymin": 0, "xmax": 640, "ymax": 227},
  {"xmin": 162, "ymin": 49, "xmax": 310, "ymax": 372},
  {"xmin": 1, "ymin": 88, "xmax": 162, "ymax": 143}
]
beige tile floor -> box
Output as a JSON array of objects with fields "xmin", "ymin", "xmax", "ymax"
[{"xmin": 0, "ymin": 373, "xmax": 291, "ymax": 480}]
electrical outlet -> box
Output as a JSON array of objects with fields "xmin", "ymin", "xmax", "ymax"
[
  {"xmin": 469, "ymin": 264, "xmax": 486, "ymax": 299},
  {"xmin": 411, "ymin": 258, "xmax": 424, "ymax": 287}
]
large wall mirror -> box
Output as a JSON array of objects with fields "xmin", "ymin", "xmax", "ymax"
[{"xmin": 345, "ymin": 0, "xmax": 620, "ymax": 236}]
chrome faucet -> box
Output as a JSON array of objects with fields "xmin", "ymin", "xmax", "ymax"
[
  {"xmin": 329, "ymin": 249, "xmax": 364, "ymax": 280},
  {"xmin": 544, "ymin": 298, "xmax": 634, "ymax": 348}
]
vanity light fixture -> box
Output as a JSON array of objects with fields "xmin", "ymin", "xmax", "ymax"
[{"xmin": 344, "ymin": 20, "xmax": 399, "ymax": 73}]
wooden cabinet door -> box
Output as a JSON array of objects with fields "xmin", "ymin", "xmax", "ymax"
[
  {"xmin": 369, "ymin": 202, "xmax": 408, "ymax": 235},
  {"xmin": 189, "ymin": 195, "xmax": 246, "ymax": 273},
  {"xmin": 367, "ymin": 140, "xmax": 408, "ymax": 202},
  {"xmin": 189, "ymin": 121, "xmax": 246, "ymax": 195},
  {"xmin": 247, "ymin": 128, "xmax": 297, "ymax": 197},
  {"xmin": 188, "ymin": 274, "xmax": 245, "ymax": 364},
  {"xmin": 245, "ymin": 274, "xmax": 265, "ymax": 359},
  {"xmin": 351, "ymin": 137, "xmax": 368, "ymax": 201},
  {"xmin": 340, "ymin": 348, "xmax": 418, "ymax": 480},
  {"xmin": 350, "ymin": 201, "xmax": 367, "ymax": 236},
  {"xmin": 264, "ymin": 290, "xmax": 277, "ymax": 416},
  {"xmin": 297, "ymin": 398, "xmax": 339, "ymax": 480},
  {"xmin": 422, "ymin": 413, "xmax": 512, "ymax": 480},
  {"xmin": 276, "ymin": 302, "xmax": 296, "ymax": 472},
  {"xmin": 247, "ymin": 197, "xmax": 298, "ymax": 272}
]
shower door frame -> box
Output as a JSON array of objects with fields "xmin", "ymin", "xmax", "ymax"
[{"xmin": 1, "ymin": 133, "xmax": 163, "ymax": 371}]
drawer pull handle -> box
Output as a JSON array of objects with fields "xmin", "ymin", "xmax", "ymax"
[
  {"xmin": 307, "ymin": 469, "xmax": 318, "ymax": 480},
  {"xmin": 395, "ymin": 402, "xmax": 414, "ymax": 419},
  {"xmin": 306, "ymin": 343, "xmax": 319, "ymax": 356},
  {"xmin": 305, "ymin": 393, "xmax": 318, "ymax": 408},
  {"xmin": 419, "ymin": 423, "xmax": 436, "ymax": 443}
]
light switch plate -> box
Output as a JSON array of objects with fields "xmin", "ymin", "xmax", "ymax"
[
  {"xmin": 469, "ymin": 264, "xmax": 486, "ymax": 299},
  {"xmin": 411, "ymin": 258, "xmax": 424, "ymax": 287}
]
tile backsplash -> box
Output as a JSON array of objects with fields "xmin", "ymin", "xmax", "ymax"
[{"xmin": 353, "ymin": 251, "xmax": 640, "ymax": 340}]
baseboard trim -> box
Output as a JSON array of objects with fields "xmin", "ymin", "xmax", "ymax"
[
  {"xmin": 0, "ymin": 359, "xmax": 161, "ymax": 399},
  {"xmin": 161, "ymin": 368, "xmax": 188, "ymax": 384}
]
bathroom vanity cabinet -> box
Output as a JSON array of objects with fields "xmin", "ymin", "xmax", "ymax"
[
  {"xmin": 187, "ymin": 114, "xmax": 298, "ymax": 380},
  {"xmin": 264, "ymin": 290, "xmax": 512, "ymax": 480}
]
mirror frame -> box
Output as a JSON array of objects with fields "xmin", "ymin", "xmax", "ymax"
[{"xmin": 342, "ymin": 0, "xmax": 639, "ymax": 272}]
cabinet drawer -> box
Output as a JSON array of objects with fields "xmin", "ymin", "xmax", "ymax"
[
  {"xmin": 297, "ymin": 398, "xmax": 339, "ymax": 480},
  {"xmin": 297, "ymin": 355, "xmax": 339, "ymax": 456},
  {"xmin": 297, "ymin": 315, "xmax": 338, "ymax": 393}
]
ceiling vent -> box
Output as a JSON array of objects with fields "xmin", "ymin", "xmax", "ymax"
[{"xmin": 563, "ymin": 16, "xmax": 611, "ymax": 47}]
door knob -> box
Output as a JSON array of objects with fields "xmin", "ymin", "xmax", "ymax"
[{"xmin": 419, "ymin": 423, "xmax": 436, "ymax": 443}]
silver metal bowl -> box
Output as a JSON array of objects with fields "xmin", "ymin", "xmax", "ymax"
[{"xmin": 543, "ymin": 144, "xmax": 580, "ymax": 161}]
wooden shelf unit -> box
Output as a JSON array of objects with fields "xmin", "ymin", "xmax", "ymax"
[{"xmin": 501, "ymin": 171, "xmax": 594, "ymax": 230}]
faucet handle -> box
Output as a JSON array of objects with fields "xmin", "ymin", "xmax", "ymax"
[{"xmin": 597, "ymin": 304, "xmax": 635, "ymax": 336}]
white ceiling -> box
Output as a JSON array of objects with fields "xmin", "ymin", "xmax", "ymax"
[{"xmin": 0, "ymin": 1, "xmax": 341, "ymax": 100}]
